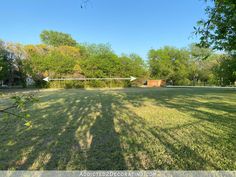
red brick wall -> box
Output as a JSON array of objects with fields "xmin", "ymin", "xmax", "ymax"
[{"xmin": 147, "ymin": 80, "xmax": 166, "ymax": 87}]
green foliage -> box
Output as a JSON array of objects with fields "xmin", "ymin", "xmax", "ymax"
[
  {"xmin": 189, "ymin": 43, "xmax": 212, "ymax": 60},
  {"xmin": 148, "ymin": 45, "xmax": 235, "ymax": 86},
  {"xmin": 148, "ymin": 46, "xmax": 190, "ymax": 85},
  {"xmin": 0, "ymin": 94, "xmax": 38, "ymax": 127},
  {"xmin": 188, "ymin": 52, "xmax": 220, "ymax": 86},
  {"xmin": 195, "ymin": 0, "xmax": 236, "ymax": 53},
  {"xmin": 21, "ymin": 42, "xmax": 148, "ymax": 88},
  {"xmin": 120, "ymin": 54, "xmax": 148, "ymax": 78},
  {"xmin": 194, "ymin": 0, "xmax": 236, "ymax": 85},
  {"xmin": 0, "ymin": 41, "xmax": 27, "ymax": 86},
  {"xmin": 80, "ymin": 45, "xmax": 119, "ymax": 78},
  {"xmin": 214, "ymin": 55, "xmax": 236, "ymax": 85},
  {"xmin": 23, "ymin": 45, "xmax": 81, "ymax": 87},
  {"xmin": 1, "ymin": 30, "xmax": 234, "ymax": 88},
  {"xmin": 0, "ymin": 41, "xmax": 9, "ymax": 80},
  {"xmin": 40, "ymin": 30, "xmax": 77, "ymax": 47}
]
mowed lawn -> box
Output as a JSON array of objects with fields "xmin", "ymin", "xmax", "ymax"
[{"xmin": 0, "ymin": 88, "xmax": 235, "ymax": 170}]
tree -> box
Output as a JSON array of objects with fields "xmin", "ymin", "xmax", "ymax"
[
  {"xmin": 188, "ymin": 44, "xmax": 216, "ymax": 85},
  {"xmin": 195, "ymin": 0, "xmax": 236, "ymax": 53},
  {"xmin": 0, "ymin": 41, "xmax": 9, "ymax": 83},
  {"xmin": 0, "ymin": 41, "xmax": 27, "ymax": 86},
  {"xmin": 127, "ymin": 54, "xmax": 148, "ymax": 78},
  {"xmin": 23, "ymin": 45, "xmax": 81, "ymax": 80},
  {"xmin": 0, "ymin": 94, "xmax": 38, "ymax": 127},
  {"xmin": 148, "ymin": 46, "xmax": 190, "ymax": 85},
  {"xmin": 40, "ymin": 30, "xmax": 77, "ymax": 47},
  {"xmin": 189, "ymin": 43, "xmax": 213, "ymax": 60},
  {"xmin": 214, "ymin": 55, "xmax": 236, "ymax": 85},
  {"xmin": 78, "ymin": 44, "xmax": 147, "ymax": 87},
  {"xmin": 148, "ymin": 48, "xmax": 174, "ymax": 80},
  {"xmin": 80, "ymin": 45, "xmax": 120, "ymax": 78},
  {"xmin": 80, "ymin": 43, "xmax": 114, "ymax": 58}
]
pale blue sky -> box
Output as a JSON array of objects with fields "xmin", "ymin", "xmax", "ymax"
[{"xmin": 0, "ymin": 0, "xmax": 208, "ymax": 59}]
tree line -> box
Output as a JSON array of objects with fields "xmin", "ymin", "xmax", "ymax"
[
  {"xmin": 148, "ymin": 45, "xmax": 235, "ymax": 86},
  {"xmin": 0, "ymin": 31, "xmax": 148, "ymax": 88},
  {"xmin": 0, "ymin": 30, "xmax": 235, "ymax": 88}
]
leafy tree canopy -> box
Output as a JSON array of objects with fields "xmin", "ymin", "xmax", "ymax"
[
  {"xmin": 189, "ymin": 43, "xmax": 213, "ymax": 60},
  {"xmin": 40, "ymin": 30, "xmax": 77, "ymax": 47},
  {"xmin": 195, "ymin": 0, "xmax": 236, "ymax": 53}
]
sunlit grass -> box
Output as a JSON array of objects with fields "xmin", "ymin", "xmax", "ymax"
[{"xmin": 0, "ymin": 88, "xmax": 235, "ymax": 170}]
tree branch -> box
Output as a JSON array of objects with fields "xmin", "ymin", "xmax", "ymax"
[{"xmin": 0, "ymin": 105, "xmax": 17, "ymax": 112}]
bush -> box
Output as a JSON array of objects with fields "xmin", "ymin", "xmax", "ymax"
[
  {"xmin": 175, "ymin": 79, "xmax": 191, "ymax": 86},
  {"xmin": 45, "ymin": 80, "xmax": 131, "ymax": 88}
]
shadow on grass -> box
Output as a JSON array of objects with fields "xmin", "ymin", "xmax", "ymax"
[
  {"xmin": 120, "ymin": 88, "xmax": 236, "ymax": 169},
  {"xmin": 86, "ymin": 94, "xmax": 126, "ymax": 170},
  {"xmin": 0, "ymin": 90, "xmax": 127, "ymax": 170},
  {"xmin": 0, "ymin": 88, "xmax": 235, "ymax": 170}
]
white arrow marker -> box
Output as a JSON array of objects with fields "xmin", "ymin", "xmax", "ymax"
[{"xmin": 43, "ymin": 76, "xmax": 137, "ymax": 82}]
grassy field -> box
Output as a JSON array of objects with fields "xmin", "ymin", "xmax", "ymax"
[{"xmin": 0, "ymin": 88, "xmax": 235, "ymax": 170}]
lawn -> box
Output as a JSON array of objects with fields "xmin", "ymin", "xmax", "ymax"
[{"xmin": 0, "ymin": 88, "xmax": 235, "ymax": 170}]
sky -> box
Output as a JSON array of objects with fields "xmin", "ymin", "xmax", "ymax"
[{"xmin": 0, "ymin": 0, "xmax": 208, "ymax": 59}]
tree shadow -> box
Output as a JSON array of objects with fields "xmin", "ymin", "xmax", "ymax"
[
  {"xmin": 86, "ymin": 93, "xmax": 127, "ymax": 170},
  {"xmin": 112, "ymin": 104, "xmax": 215, "ymax": 170},
  {"xmin": 0, "ymin": 89, "xmax": 127, "ymax": 170},
  {"xmin": 0, "ymin": 88, "xmax": 235, "ymax": 170},
  {"xmin": 119, "ymin": 88, "xmax": 236, "ymax": 169}
]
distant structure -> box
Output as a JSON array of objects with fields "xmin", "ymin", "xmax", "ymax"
[
  {"xmin": 26, "ymin": 76, "xmax": 35, "ymax": 86},
  {"xmin": 147, "ymin": 80, "xmax": 166, "ymax": 87}
]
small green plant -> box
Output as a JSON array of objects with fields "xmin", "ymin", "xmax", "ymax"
[{"xmin": 0, "ymin": 93, "xmax": 38, "ymax": 127}]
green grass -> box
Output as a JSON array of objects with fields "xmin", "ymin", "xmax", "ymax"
[{"xmin": 0, "ymin": 88, "xmax": 235, "ymax": 170}]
